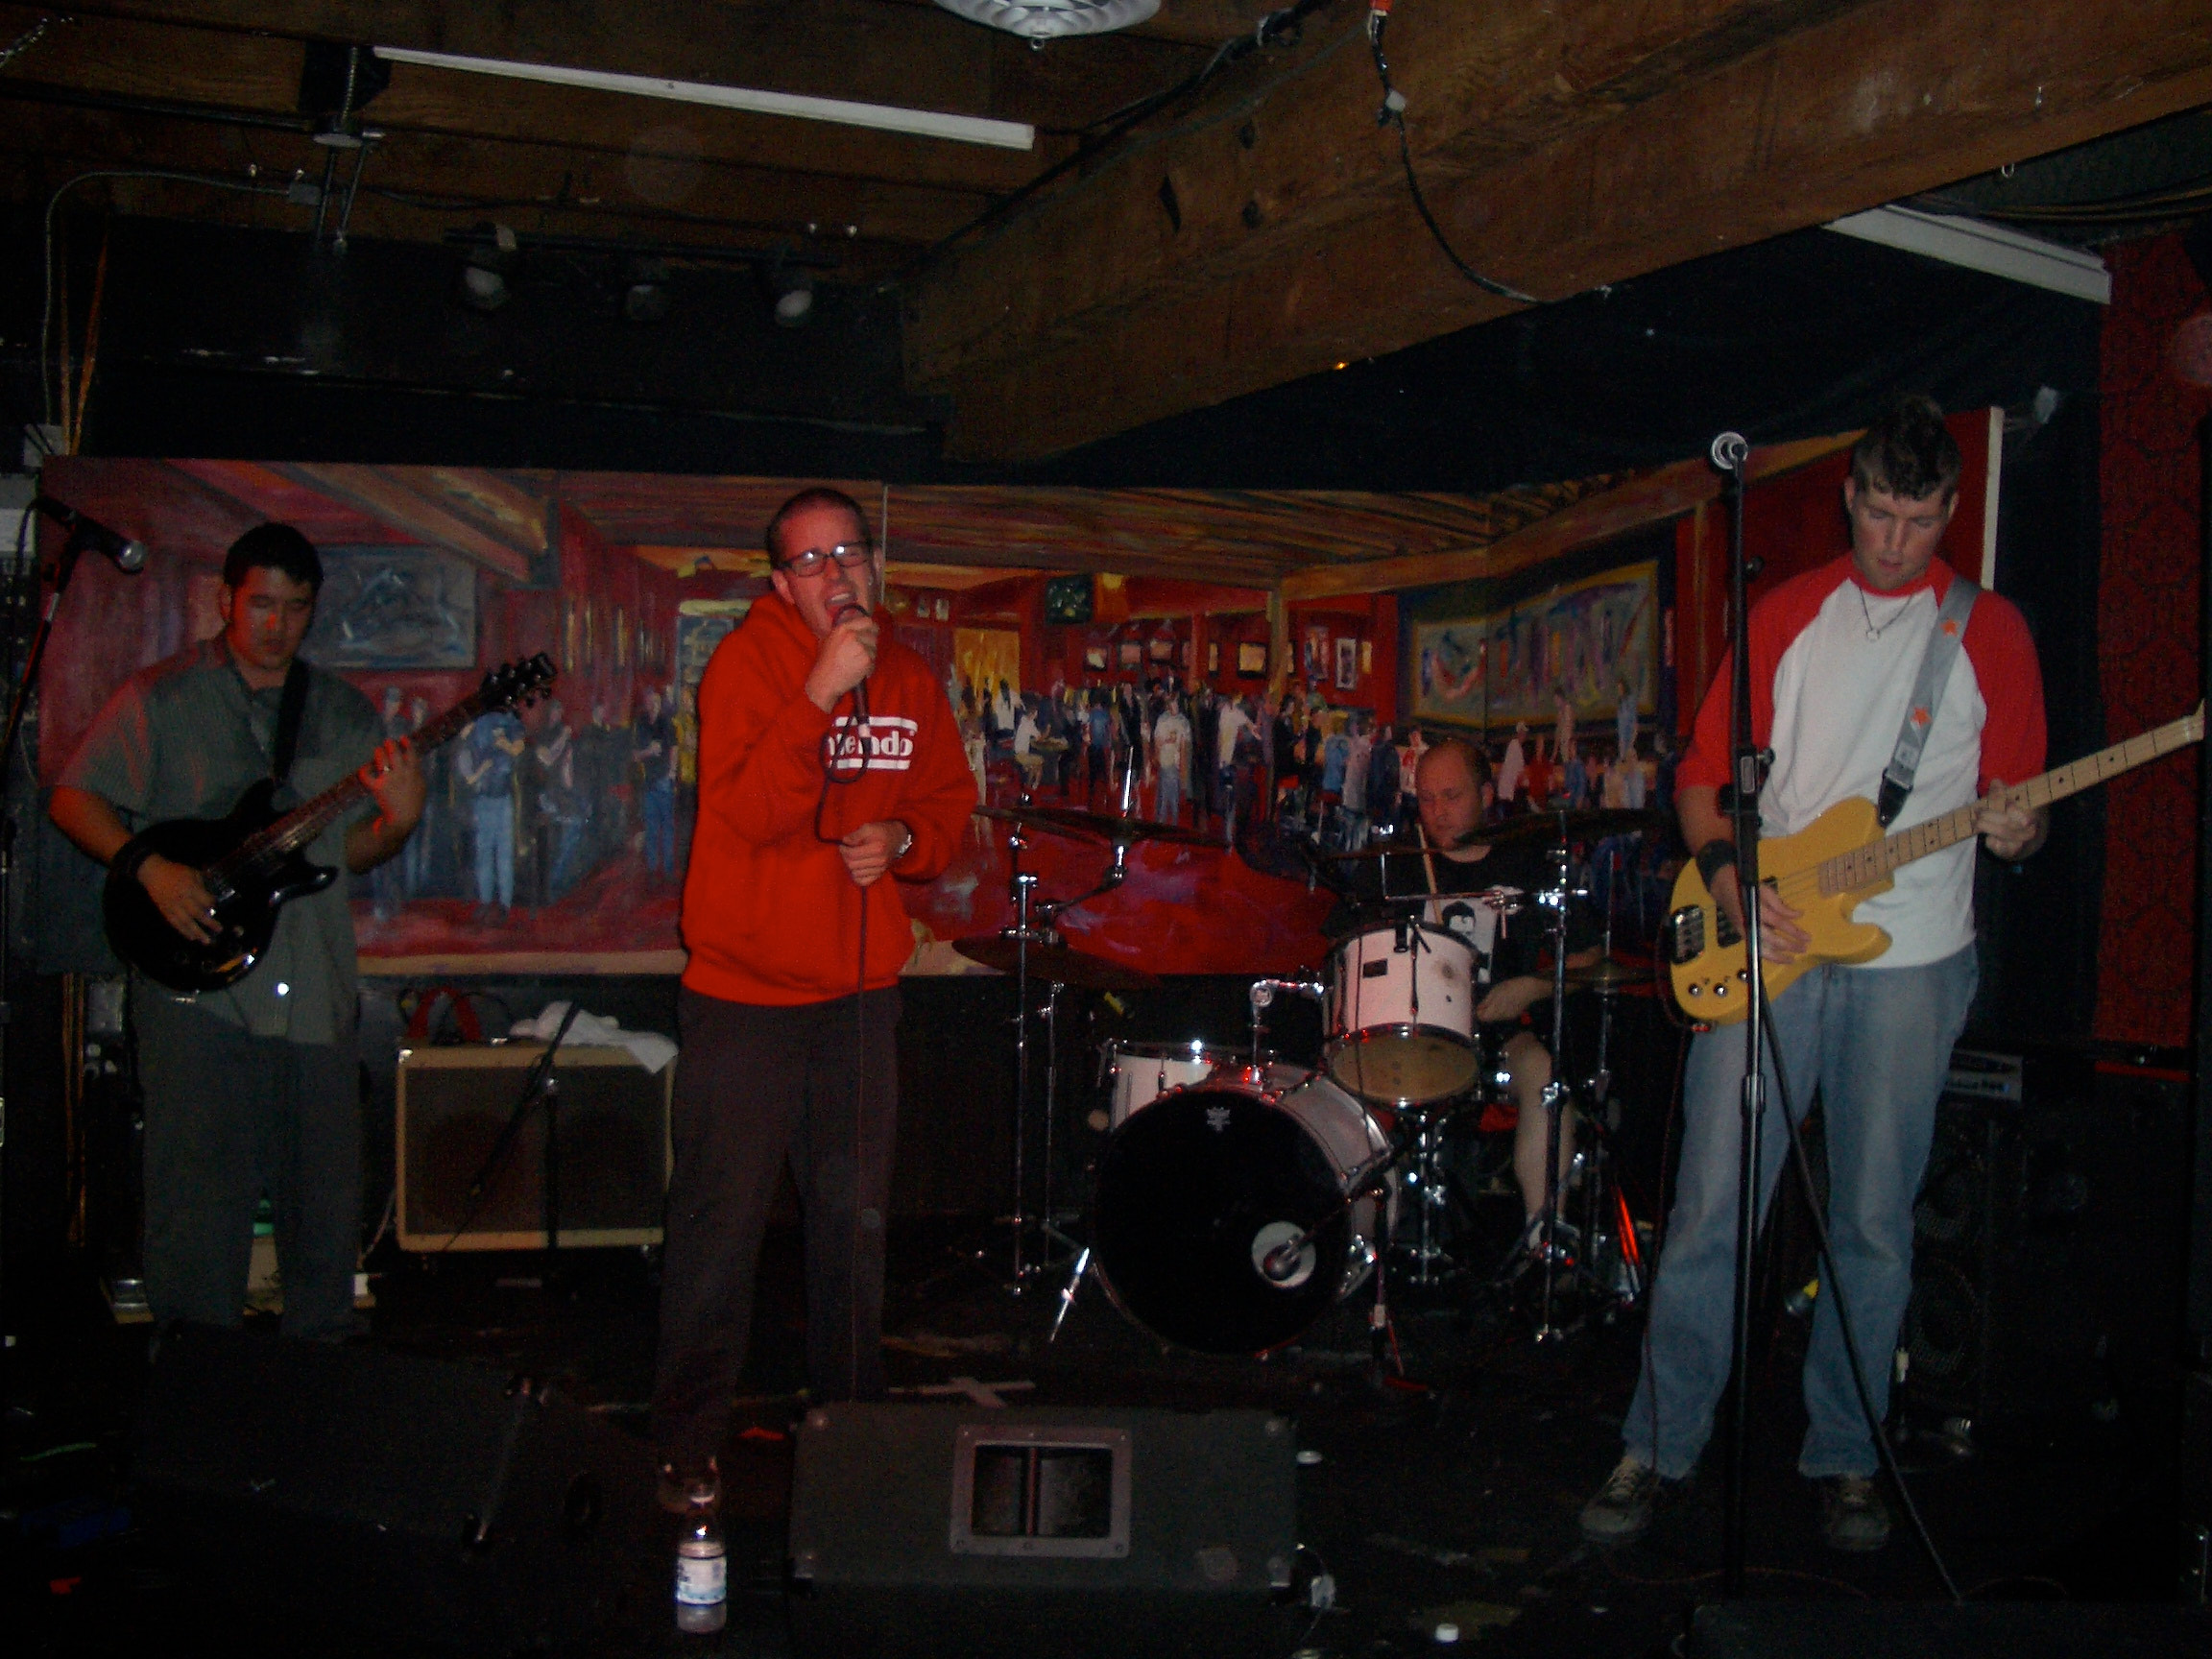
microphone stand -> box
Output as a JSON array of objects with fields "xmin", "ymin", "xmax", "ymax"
[{"xmin": 1712, "ymin": 431, "xmax": 1767, "ymax": 1597}]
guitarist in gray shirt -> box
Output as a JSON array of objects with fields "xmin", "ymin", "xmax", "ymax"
[{"xmin": 50, "ymin": 523, "xmax": 422, "ymax": 1339}]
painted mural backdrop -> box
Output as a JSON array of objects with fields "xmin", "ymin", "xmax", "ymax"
[
  {"xmin": 34, "ymin": 460, "xmax": 1336, "ymax": 978},
  {"xmin": 1412, "ymin": 560, "xmax": 1659, "ymax": 730}
]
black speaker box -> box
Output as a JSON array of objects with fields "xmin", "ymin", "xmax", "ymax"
[
  {"xmin": 132, "ymin": 1323, "xmax": 659, "ymax": 1653},
  {"xmin": 1901, "ymin": 1053, "xmax": 2188, "ymax": 1445},
  {"xmin": 786, "ymin": 1403, "xmax": 1299, "ymax": 1659}
]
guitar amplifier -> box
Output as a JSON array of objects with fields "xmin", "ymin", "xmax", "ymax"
[{"xmin": 397, "ymin": 1045, "xmax": 673, "ymax": 1252}]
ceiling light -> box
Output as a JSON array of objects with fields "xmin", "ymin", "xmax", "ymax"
[
  {"xmin": 623, "ymin": 257, "xmax": 671, "ymax": 324},
  {"xmin": 773, "ymin": 268, "xmax": 815, "ymax": 328},
  {"xmin": 374, "ymin": 47, "xmax": 1033, "ymax": 150},
  {"xmin": 933, "ymin": 0, "xmax": 1160, "ymax": 37}
]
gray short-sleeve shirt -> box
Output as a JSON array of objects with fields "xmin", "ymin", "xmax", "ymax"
[{"xmin": 60, "ymin": 637, "xmax": 383, "ymax": 1044}]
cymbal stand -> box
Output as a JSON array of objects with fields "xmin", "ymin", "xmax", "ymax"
[{"xmin": 984, "ymin": 818, "xmax": 1131, "ymax": 1293}]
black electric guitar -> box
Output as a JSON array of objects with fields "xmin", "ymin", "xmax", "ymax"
[{"xmin": 105, "ymin": 654, "xmax": 557, "ymax": 992}]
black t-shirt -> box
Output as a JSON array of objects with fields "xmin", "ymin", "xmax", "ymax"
[{"xmin": 1328, "ymin": 836, "xmax": 1599, "ymax": 988}]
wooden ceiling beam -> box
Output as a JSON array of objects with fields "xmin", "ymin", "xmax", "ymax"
[
  {"xmin": 904, "ymin": 1, "xmax": 1844, "ymax": 391},
  {"xmin": 0, "ymin": 101, "xmax": 988, "ymax": 251},
  {"xmin": 1278, "ymin": 434, "xmax": 1859, "ymax": 601},
  {"xmin": 917, "ymin": 0, "xmax": 2212, "ymax": 460},
  {"xmin": 273, "ymin": 464, "xmax": 539, "ymax": 581},
  {"xmin": 1, "ymin": 8, "xmax": 1049, "ymax": 195},
  {"xmin": 59, "ymin": 1, "xmax": 1203, "ymax": 128}
]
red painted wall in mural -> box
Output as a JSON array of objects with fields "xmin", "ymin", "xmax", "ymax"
[{"xmin": 2094, "ymin": 235, "xmax": 2209, "ymax": 1047}]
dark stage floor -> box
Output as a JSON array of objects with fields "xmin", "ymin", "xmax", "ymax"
[{"xmin": 4, "ymin": 1194, "xmax": 2201, "ymax": 1659}]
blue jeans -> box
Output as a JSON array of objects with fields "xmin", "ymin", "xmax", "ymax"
[
  {"xmin": 471, "ymin": 796, "xmax": 514, "ymax": 908},
  {"xmin": 1623, "ymin": 945, "xmax": 1978, "ymax": 1479},
  {"xmin": 642, "ymin": 780, "xmax": 676, "ymax": 877},
  {"xmin": 1156, "ymin": 767, "xmax": 1183, "ymax": 823}
]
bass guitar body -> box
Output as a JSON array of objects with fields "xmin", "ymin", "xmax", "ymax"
[
  {"xmin": 104, "ymin": 779, "xmax": 337, "ymax": 993},
  {"xmin": 1663, "ymin": 796, "xmax": 1894, "ymax": 1025}
]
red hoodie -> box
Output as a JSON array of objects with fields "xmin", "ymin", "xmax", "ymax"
[{"xmin": 680, "ymin": 590, "xmax": 975, "ymax": 1005}]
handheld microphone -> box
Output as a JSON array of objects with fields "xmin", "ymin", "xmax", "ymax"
[
  {"xmin": 832, "ymin": 598, "xmax": 871, "ymax": 734},
  {"xmin": 1708, "ymin": 431, "xmax": 1749, "ymax": 474},
  {"xmin": 31, "ymin": 496, "xmax": 147, "ymax": 571}
]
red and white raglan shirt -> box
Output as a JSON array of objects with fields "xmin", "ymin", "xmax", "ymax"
[{"xmin": 1679, "ymin": 555, "xmax": 2046, "ymax": 969}]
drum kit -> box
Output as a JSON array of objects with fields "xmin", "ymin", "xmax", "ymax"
[{"xmin": 953, "ymin": 793, "xmax": 1659, "ymax": 1363}]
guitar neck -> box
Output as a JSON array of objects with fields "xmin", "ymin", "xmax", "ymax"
[
  {"xmin": 1825, "ymin": 707, "xmax": 2205, "ymax": 893},
  {"xmin": 228, "ymin": 691, "xmax": 498, "ymax": 869}
]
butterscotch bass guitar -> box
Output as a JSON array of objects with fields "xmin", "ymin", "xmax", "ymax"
[
  {"xmin": 105, "ymin": 654, "xmax": 557, "ymax": 993},
  {"xmin": 1664, "ymin": 704, "xmax": 2204, "ymax": 1024}
]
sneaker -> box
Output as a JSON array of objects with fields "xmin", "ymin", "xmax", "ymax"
[
  {"xmin": 1818, "ymin": 1473, "xmax": 1891, "ymax": 1551},
  {"xmin": 657, "ymin": 1455, "xmax": 719, "ymax": 1516},
  {"xmin": 1578, "ymin": 1453, "xmax": 1660, "ymax": 1545}
]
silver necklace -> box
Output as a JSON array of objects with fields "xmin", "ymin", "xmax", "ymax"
[{"xmin": 1858, "ymin": 585, "xmax": 1910, "ymax": 641}]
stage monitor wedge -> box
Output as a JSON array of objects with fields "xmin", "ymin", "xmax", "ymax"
[{"xmin": 788, "ymin": 1403, "xmax": 1299, "ymax": 1659}]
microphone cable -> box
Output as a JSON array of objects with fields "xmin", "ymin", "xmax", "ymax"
[{"xmin": 812, "ymin": 672, "xmax": 874, "ymax": 1406}]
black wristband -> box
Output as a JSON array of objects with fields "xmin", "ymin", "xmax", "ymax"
[
  {"xmin": 1694, "ymin": 839, "xmax": 1740, "ymax": 888},
  {"xmin": 109, "ymin": 839, "xmax": 155, "ymax": 886}
]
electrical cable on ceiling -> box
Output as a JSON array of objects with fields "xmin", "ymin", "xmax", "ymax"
[{"xmin": 1366, "ymin": 3, "xmax": 1539, "ymax": 306}]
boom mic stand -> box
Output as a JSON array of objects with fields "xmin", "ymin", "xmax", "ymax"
[{"xmin": 1710, "ymin": 429, "xmax": 1768, "ymax": 1598}]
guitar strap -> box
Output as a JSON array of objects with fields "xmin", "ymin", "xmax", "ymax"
[
  {"xmin": 268, "ymin": 660, "xmax": 311, "ymax": 791},
  {"xmin": 1875, "ymin": 573, "xmax": 1980, "ymax": 828}
]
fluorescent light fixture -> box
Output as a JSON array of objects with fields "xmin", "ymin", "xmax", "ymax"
[
  {"xmin": 374, "ymin": 47, "xmax": 1035, "ymax": 151},
  {"xmin": 1825, "ymin": 205, "xmax": 2110, "ymax": 305}
]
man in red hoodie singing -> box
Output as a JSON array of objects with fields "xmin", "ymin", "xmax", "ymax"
[{"xmin": 652, "ymin": 487, "xmax": 976, "ymax": 1500}]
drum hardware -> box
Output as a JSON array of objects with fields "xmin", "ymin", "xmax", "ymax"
[
  {"xmin": 960, "ymin": 813, "xmax": 1148, "ymax": 1292},
  {"xmin": 1245, "ymin": 976, "xmax": 1323, "ymax": 1068}
]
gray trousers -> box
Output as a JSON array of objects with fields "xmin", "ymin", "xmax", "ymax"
[{"xmin": 133, "ymin": 992, "xmax": 362, "ymax": 1340}]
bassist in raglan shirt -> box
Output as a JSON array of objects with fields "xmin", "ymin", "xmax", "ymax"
[
  {"xmin": 50, "ymin": 523, "xmax": 422, "ymax": 1340},
  {"xmin": 1579, "ymin": 398, "xmax": 2048, "ymax": 1553}
]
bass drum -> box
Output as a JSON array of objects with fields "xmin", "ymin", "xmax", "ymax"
[{"xmin": 1093, "ymin": 1064, "xmax": 1394, "ymax": 1356}]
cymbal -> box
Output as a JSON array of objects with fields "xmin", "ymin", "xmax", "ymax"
[
  {"xmin": 973, "ymin": 802, "xmax": 1216, "ymax": 848},
  {"xmin": 1318, "ymin": 809, "xmax": 1663, "ymax": 858},
  {"xmin": 1564, "ymin": 957, "xmax": 1650, "ymax": 994},
  {"xmin": 952, "ymin": 931, "xmax": 1161, "ymax": 989}
]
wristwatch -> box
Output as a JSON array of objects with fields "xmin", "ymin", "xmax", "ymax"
[{"xmin": 890, "ymin": 822, "xmax": 915, "ymax": 864}]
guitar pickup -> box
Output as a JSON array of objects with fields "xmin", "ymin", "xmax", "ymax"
[
  {"xmin": 1666, "ymin": 906, "xmax": 1705, "ymax": 964},
  {"xmin": 1714, "ymin": 904, "xmax": 1741, "ymax": 949}
]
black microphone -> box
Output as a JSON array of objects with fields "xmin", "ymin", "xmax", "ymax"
[
  {"xmin": 833, "ymin": 598, "xmax": 871, "ymax": 734},
  {"xmin": 1708, "ymin": 431, "xmax": 1749, "ymax": 474},
  {"xmin": 32, "ymin": 496, "xmax": 148, "ymax": 572}
]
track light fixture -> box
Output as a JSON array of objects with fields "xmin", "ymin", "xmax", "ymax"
[{"xmin": 932, "ymin": 0, "xmax": 1159, "ymax": 39}]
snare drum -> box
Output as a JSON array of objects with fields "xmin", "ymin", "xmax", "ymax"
[
  {"xmin": 1099, "ymin": 1039, "xmax": 1242, "ymax": 1128},
  {"xmin": 1323, "ymin": 923, "xmax": 1479, "ymax": 1107},
  {"xmin": 1093, "ymin": 1063, "xmax": 1394, "ymax": 1355}
]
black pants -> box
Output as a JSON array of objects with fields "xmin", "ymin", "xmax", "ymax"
[
  {"xmin": 652, "ymin": 985, "xmax": 901, "ymax": 1471},
  {"xmin": 132, "ymin": 992, "xmax": 362, "ymax": 1340}
]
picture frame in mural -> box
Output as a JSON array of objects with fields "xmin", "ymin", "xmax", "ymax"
[
  {"xmin": 1335, "ymin": 636, "xmax": 1358, "ymax": 690},
  {"xmin": 1237, "ymin": 640, "xmax": 1267, "ymax": 678},
  {"xmin": 1147, "ymin": 635, "xmax": 1175, "ymax": 663},
  {"xmin": 1208, "ymin": 640, "xmax": 1221, "ymax": 674},
  {"xmin": 1360, "ymin": 639, "xmax": 1372, "ymax": 675},
  {"xmin": 1303, "ymin": 626, "xmax": 1329, "ymax": 684},
  {"xmin": 1409, "ymin": 558, "xmax": 1660, "ymax": 730},
  {"xmin": 1118, "ymin": 638, "xmax": 1142, "ymax": 669},
  {"xmin": 1084, "ymin": 645, "xmax": 1108, "ymax": 672},
  {"xmin": 1043, "ymin": 573, "xmax": 1094, "ymax": 624},
  {"xmin": 301, "ymin": 547, "xmax": 477, "ymax": 668}
]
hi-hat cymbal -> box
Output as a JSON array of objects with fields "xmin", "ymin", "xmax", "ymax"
[
  {"xmin": 1565, "ymin": 957, "xmax": 1655, "ymax": 996},
  {"xmin": 973, "ymin": 802, "xmax": 1215, "ymax": 848},
  {"xmin": 952, "ymin": 930, "xmax": 1161, "ymax": 989}
]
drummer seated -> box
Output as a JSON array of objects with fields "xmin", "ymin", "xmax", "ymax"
[{"xmin": 1329, "ymin": 738, "xmax": 1603, "ymax": 1238}]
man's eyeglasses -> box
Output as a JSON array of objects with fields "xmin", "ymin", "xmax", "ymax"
[{"xmin": 774, "ymin": 542, "xmax": 872, "ymax": 579}]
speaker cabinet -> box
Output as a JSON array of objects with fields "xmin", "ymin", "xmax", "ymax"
[
  {"xmin": 132, "ymin": 1322, "xmax": 658, "ymax": 1652},
  {"xmin": 1902, "ymin": 1052, "xmax": 2187, "ymax": 1446},
  {"xmin": 397, "ymin": 1044, "xmax": 671, "ymax": 1250},
  {"xmin": 787, "ymin": 1403, "xmax": 1298, "ymax": 1659}
]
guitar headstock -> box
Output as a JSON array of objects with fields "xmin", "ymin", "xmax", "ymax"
[{"xmin": 479, "ymin": 653, "xmax": 559, "ymax": 713}]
